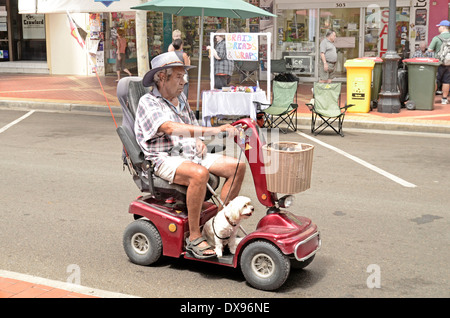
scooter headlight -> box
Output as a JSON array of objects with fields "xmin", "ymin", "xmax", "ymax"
[{"xmin": 278, "ymin": 195, "xmax": 294, "ymax": 208}]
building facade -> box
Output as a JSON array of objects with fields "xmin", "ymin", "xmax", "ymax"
[
  {"xmin": 274, "ymin": 0, "xmax": 446, "ymax": 80},
  {"xmin": 1, "ymin": 0, "xmax": 449, "ymax": 81}
]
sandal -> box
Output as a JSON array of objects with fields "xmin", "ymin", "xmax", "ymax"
[{"xmin": 185, "ymin": 237, "xmax": 216, "ymax": 259}]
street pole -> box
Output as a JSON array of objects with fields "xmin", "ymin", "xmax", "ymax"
[
  {"xmin": 135, "ymin": 0, "xmax": 149, "ymax": 78},
  {"xmin": 378, "ymin": 0, "xmax": 401, "ymax": 113},
  {"xmin": 136, "ymin": 9, "xmax": 149, "ymax": 78}
]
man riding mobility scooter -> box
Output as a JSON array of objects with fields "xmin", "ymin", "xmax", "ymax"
[{"xmin": 116, "ymin": 77, "xmax": 321, "ymax": 291}]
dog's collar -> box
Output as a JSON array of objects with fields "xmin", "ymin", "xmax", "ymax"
[{"xmin": 212, "ymin": 216, "xmax": 234, "ymax": 240}]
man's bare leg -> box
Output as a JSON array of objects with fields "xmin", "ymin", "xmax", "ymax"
[
  {"xmin": 209, "ymin": 156, "xmax": 246, "ymax": 209},
  {"xmin": 172, "ymin": 161, "xmax": 215, "ymax": 255}
]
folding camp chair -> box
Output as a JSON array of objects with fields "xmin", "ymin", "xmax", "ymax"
[
  {"xmin": 306, "ymin": 82, "xmax": 354, "ymax": 137},
  {"xmin": 258, "ymin": 80, "xmax": 298, "ymax": 134},
  {"xmin": 236, "ymin": 61, "xmax": 259, "ymax": 84}
]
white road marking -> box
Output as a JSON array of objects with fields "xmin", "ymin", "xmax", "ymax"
[
  {"xmin": 0, "ymin": 110, "xmax": 35, "ymax": 134},
  {"xmin": 296, "ymin": 131, "xmax": 417, "ymax": 188}
]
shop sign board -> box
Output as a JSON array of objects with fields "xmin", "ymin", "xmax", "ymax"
[
  {"xmin": 284, "ymin": 55, "xmax": 313, "ymax": 74},
  {"xmin": 22, "ymin": 14, "xmax": 45, "ymax": 39},
  {"xmin": 226, "ymin": 33, "xmax": 259, "ymax": 61}
]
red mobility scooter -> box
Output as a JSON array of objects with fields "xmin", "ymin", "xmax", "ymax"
[{"xmin": 116, "ymin": 78, "xmax": 321, "ymax": 291}]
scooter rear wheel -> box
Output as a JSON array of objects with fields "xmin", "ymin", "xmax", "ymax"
[
  {"xmin": 240, "ymin": 240, "xmax": 290, "ymax": 291},
  {"xmin": 123, "ymin": 219, "xmax": 162, "ymax": 266}
]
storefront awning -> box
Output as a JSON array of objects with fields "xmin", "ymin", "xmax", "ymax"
[{"xmin": 19, "ymin": 0, "xmax": 144, "ymax": 14}]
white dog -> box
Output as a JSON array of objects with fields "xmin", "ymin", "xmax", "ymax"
[{"xmin": 202, "ymin": 196, "xmax": 254, "ymax": 258}]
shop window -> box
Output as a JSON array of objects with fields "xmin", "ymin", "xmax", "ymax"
[
  {"xmin": 106, "ymin": 12, "xmax": 137, "ymax": 74},
  {"xmin": 364, "ymin": 7, "xmax": 410, "ymax": 58},
  {"xmin": 0, "ymin": 0, "xmax": 9, "ymax": 61},
  {"xmin": 276, "ymin": 9, "xmax": 317, "ymax": 77},
  {"xmin": 147, "ymin": 11, "xmax": 164, "ymax": 59},
  {"xmin": 173, "ymin": 16, "xmax": 247, "ymax": 60},
  {"xmin": 169, "ymin": 16, "xmax": 248, "ymax": 78},
  {"xmin": 229, "ymin": 18, "xmax": 247, "ymax": 33},
  {"xmin": 320, "ymin": 8, "xmax": 360, "ymax": 77},
  {"xmin": 173, "ymin": 16, "xmax": 227, "ymax": 58},
  {"xmin": 21, "ymin": 14, "xmax": 46, "ymax": 61}
]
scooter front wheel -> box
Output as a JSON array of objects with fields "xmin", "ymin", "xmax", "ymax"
[
  {"xmin": 240, "ymin": 240, "xmax": 290, "ymax": 291},
  {"xmin": 123, "ymin": 219, "xmax": 162, "ymax": 266}
]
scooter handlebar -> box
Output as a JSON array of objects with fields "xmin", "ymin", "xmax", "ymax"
[{"xmin": 217, "ymin": 124, "xmax": 246, "ymax": 139}]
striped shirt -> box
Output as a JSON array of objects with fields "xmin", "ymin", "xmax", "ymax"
[
  {"xmin": 134, "ymin": 88, "xmax": 199, "ymax": 169},
  {"xmin": 214, "ymin": 39, "xmax": 234, "ymax": 76}
]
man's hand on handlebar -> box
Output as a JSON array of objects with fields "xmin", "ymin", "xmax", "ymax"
[{"xmin": 214, "ymin": 124, "xmax": 240, "ymax": 138}]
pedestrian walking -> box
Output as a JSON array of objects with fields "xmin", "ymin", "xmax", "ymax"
[
  {"xmin": 428, "ymin": 20, "xmax": 450, "ymax": 104},
  {"xmin": 115, "ymin": 29, "xmax": 132, "ymax": 82},
  {"xmin": 319, "ymin": 30, "xmax": 337, "ymax": 83}
]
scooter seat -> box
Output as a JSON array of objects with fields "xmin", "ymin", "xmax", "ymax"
[{"xmin": 117, "ymin": 125, "xmax": 220, "ymax": 201}]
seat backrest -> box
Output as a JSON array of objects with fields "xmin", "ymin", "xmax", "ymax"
[
  {"xmin": 271, "ymin": 59, "xmax": 287, "ymax": 73},
  {"xmin": 271, "ymin": 80, "xmax": 298, "ymax": 108},
  {"xmin": 116, "ymin": 77, "xmax": 151, "ymax": 192},
  {"xmin": 313, "ymin": 82, "xmax": 342, "ymax": 117},
  {"xmin": 127, "ymin": 80, "xmax": 149, "ymax": 117},
  {"xmin": 117, "ymin": 77, "xmax": 147, "ymax": 133}
]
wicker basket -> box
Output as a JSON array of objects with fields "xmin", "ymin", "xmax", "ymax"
[{"xmin": 262, "ymin": 142, "xmax": 314, "ymax": 194}]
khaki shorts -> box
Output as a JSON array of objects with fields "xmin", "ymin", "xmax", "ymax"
[
  {"xmin": 154, "ymin": 153, "xmax": 222, "ymax": 184},
  {"xmin": 318, "ymin": 60, "xmax": 336, "ymax": 81}
]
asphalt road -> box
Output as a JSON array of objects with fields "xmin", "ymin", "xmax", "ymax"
[{"xmin": 1, "ymin": 108, "xmax": 449, "ymax": 298}]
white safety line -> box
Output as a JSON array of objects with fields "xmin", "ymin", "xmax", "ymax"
[
  {"xmin": 0, "ymin": 110, "xmax": 35, "ymax": 134},
  {"xmin": 296, "ymin": 131, "xmax": 417, "ymax": 188}
]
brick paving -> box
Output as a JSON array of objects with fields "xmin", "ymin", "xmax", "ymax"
[{"xmin": 0, "ymin": 276, "xmax": 97, "ymax": 298}]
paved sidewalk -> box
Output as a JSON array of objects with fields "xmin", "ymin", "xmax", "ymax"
[
  {"xmin": 0, "ymin": 270, "xmax": 137, "ymax": 298},
  {"xmin": 1, "ymin": 73, "xmax": 450, "ymax": 134},
  {"xmin": 0, "ymin": 276, "xmax": 98, "ymax": 298}
]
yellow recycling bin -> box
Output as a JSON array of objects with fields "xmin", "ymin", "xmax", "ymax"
[{"xmin": 344, "ymin": 58, "xmax": 375, "ymax": 113}]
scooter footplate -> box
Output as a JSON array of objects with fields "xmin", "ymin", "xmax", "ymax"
[{"xmin": 184, "ymin": 251, "xmax": 234, "ymax": 266}]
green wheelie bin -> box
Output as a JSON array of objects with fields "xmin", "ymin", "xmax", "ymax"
[{"xmin": 403, "ymin": 58, "xmax": 440, "ymax": 110}]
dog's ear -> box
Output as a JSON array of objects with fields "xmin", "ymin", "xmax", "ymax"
[{"xmin": 225, "ymin": 197, "xmax": 241, "ymax": 221}]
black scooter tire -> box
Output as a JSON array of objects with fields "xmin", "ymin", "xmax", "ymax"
[
  {"xmin": 240, "ymin": 240, "xmax": 290, "ymax": 291},
  {"xmin": 123, "ymin": 219, "xmax": 162, "ymax": 266}
]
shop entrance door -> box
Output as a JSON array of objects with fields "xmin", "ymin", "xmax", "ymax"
[
  {"xmin": 2, "ymin": 0, "xmax": 46, "ymax": 61},
  {"xmin": 18, "ymin": 12, "xmax": 47, "ymax": 60},
  {"xmin": 319, "ymin": 8, "xmax": 360, "ymax": 78}
]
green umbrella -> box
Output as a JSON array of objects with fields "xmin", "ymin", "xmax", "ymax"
[{"xmin": 131, "ymin": 0, "xmax": 276, "ymax": 117}]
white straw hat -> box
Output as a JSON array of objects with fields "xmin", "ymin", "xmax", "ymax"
[{"xmin": 143, "ymin": 52, "xmax": 196, "ymax": 87}]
